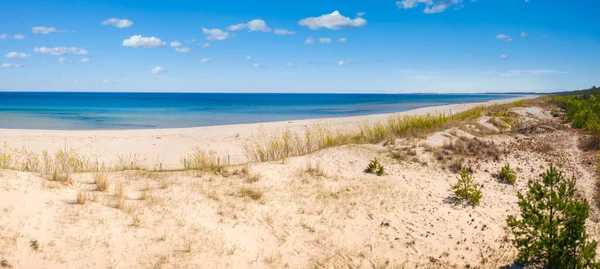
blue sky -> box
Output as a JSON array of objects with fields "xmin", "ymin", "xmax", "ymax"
[{"xmin": 0, "ymin": 0, "xmax": 598, "ymax": 93}]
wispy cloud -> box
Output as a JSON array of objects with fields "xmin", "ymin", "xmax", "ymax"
[
  {"xmin": 319, "ymin": 37, "xmax": 332, "ymax": 44},
  {"xmin": 496, "ymin": 34, "xmax": 512, "ymax": 42},
  {"xmin": 338, "ymin": 37, "xmax": 347, "ymax": 43},
  {"xmin": 0, "ymin": 34, "xmax": 8, "ymax": 40},
  {"xmin": 101, "ymin": 18, "xmax": 133, "ymax": 28},
  {"xmin": 500, "ymin": 54, "xmax": 508, "ymax": 59},
  {"xmin": 150, "ymin": 66, "xmax": 166, "ymax": 75},
  {"xmin": 58, "ymin": 57, "xmax": 72, "ymax": 64},
  {"xmin": 305, "ymin": 37, "xmax": 315, "ymax": 45},
  {"xmin": 175, "ymin": 47, "xmax": 190, "ymax": 53},
  {"xmin": 202, "ymin": 28, "xmax": 230, "ymax": 41},
  {"xmin": 13, "ymin": 34, "xmax": 25, "ymax": 40},
  {"xmin": 32, "ymin": 26, "xmax": 58, "ymax": 34},
  {"xmin": 34, "ymin": 47, "xmax": 88, "ymax": 56},
  {"xmin": 274, "ymin": 28, "xmax": 295, "ymax": 35},
  {"xmin": 298, "ymin": 11, "xmax": 366, "ymax": 30},
  {"xmin": 338, "ymin": 60, "xmax": 352, "ymax": 66},
  {"xmin": 501, "ymin": 70, "xmax": 568, "ymax": 76},
  {"xmin": 201, "ymin": 58, "xmax": 211, "ymax": 63},
  {"xmin": 170, "ymin": 40, "xmax": 182, "ymax": 47},
  {"xmin": 253, "ymin": 63, "xmax": 270, "ymax": 68},
  {"xmin": 81, "ymin": 58, "xmax": 90, "ymax": 63},
  {"xmin": 227, "ymin": 19, "xmax": 271, "ymax": 32},
  {"xmin": 397, "ymin": 0, "xmax": 467, "ymax": 14},
  {"xmin": 5, "ymin": 52, "xmax": 30, "ymax": 58},
  {"xmin": 2, "ymin": 63, "xmax": 24, "ymax": 68}
]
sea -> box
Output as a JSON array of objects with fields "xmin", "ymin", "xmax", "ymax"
[{"xmin": 0, "ymin": 92, "xmax": 523, "ymax": 130}]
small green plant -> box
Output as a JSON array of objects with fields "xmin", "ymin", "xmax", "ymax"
[
  {"xmin": 367, "ymin": 158, "xmax": 385, "ymax": 176},
  {"xmin": 1, "ymin": 258, "xmax": 11, "ymax": 268},
  {"xmin": 29, "ymin": 239, "xmax": 39, "ymax": 251},
  {"xmin": 498, "ymin": 163, "xmax": 517, "ymax": 184},
  {"xmin": 451, "ymin": 168, "xmax": 482, "ymax": 205}
]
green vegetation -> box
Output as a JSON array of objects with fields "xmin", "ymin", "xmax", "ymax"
[
  {"xmin": 550, "ymin": 86, "xmax": 600, "ymax": 148},
  {"xmin": 451, "ymin": 167, "xmax": 482, "ymax": 205},
  {"xmin": 29, "ymin": 240, "xmax": 39, "ymax": 251},
  {"xmin": 366, "ymin": 158, "xmax": 385, "ymax": 176},
  {"xmin": 507, "ymin": 165, "xmax": 599, "ymax": 268},
  {"xmin": 498, "ymin": 163, "xmax": 517, "ymax": 184},
  {"xmin": 242, "ymin": 102, "xmax": 524, "ymax": 162}
]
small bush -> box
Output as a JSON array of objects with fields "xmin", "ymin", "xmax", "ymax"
[
  {"xmin": 181, "ymin": 148, "xmax": 225, "ymax": 172},
  {"xmin": 240, "ymin": 187, "xmax": 263, "ymax": 201},
  {"xmin": 498, "ymin": 163, "xmax": 517, "ymax": 184},
  {"xmin": 367, "ymin": 158, "xmax": 385, "ymax": 176},
  {"xmin": 1, "ymin": 258, "xmax": 12, "ymax": 268},
  {"xmin": 29, "ymin": 240, "xmax": 39, "ymax": 251},
  {"xmin": 451, "ymin": 168, "xmax": 482, "ymax": 205}
]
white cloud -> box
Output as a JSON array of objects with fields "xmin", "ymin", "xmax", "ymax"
[
  {"xmin": 58, "ymin": 57, "xmax": 72, "ymax": 64},
  {"xmin": 245, "ymin": 56, "xmax": 252, "ymax": 61},
  {"xmin": 483, "ymin": 70, "xmax": 494, "ymax": 74},
  {"xmin": 274, "ymin": 28, "xmax": 295, "ymax": 35},
  {"xmin": 202, "ymin": 28, "xmax": 230, "ymax": 41},
  {"xmin": 5, "ymin": 52, "xmax": 30, "ymax": 58},
  {"xmin": 501, "ymin": 70, "xmax": 568, "ymax": 76},
  {"xmin": 200, "ymin": 42, "xmax": 210, "ymax": 48},
  {"xmin": 101, "ymin": 18, "xmax": 133, "ymax": 28},
  {"xmin": 174, "ymin": 47, "xmax": 190, "ymax": 53},
  {"xmin": 185, "ymin": 39, "xmax": 196, "ymax": 44},
  {"xmin": 32, "ymin": 26, "xmax": 57, "ymax": 34},
  {"xmin": 170, "ymin": 40, "xmax": 182, "ymax": 47},
  {"xmin": 357, "ymin": 12, "xmax": 366, "ymax": 16},
  {"xmin": 496, "ymin": 34, "xmax": 509, "ymax": 39},
  {"xmin": 2, "ymin": 63, "xmax": 23, "ymax": 68},
  {"xmin": 253, "ymin": 63, "xmax": 270, "ymax": 68},
  {"xmin": 122, "ymin": 35, "xmax": 166, "ymax": 48},
  {"xmin": 285, "ymin": 62, "xmax": 295, "ymax": 68},
  {"xmin": 500, "ymin": 54, "xmax": 508, "ymax": 59},
  {"xmin": 338, "ymin": 37, "xmax": 347, "ymax": 43},
  {"xmin": 305, "ymin": 37, "xmax": 315, "ymax": 45},
  {"xmin": 81, "ymin": 58, "xmax": 90, "ymax": 63},
  {"xmin": 102, "ymin": 79, "xmax": 109, "ymax": 83},
  {"xmin": 319, "ymin": 37, "xmax": 332, "ymax": 44},
  {"xmin": 151, "ymin": 66, "xmax": 166, "ymax": 75},
  {"xmin": 338, "ymin": 60, "xmax": 352, "ymax": 66},
  {"xmin": 397, "ymin": 0, "xmax": 465, "ymax": 14},
  {"xmin": 0, "ymin": 34, "xmax": 7, "ymax": 40},
  {"xmin": 201, "ymin": 58, "xmax": 211, "ymax": 63},
  {"xmin": 521, "ymin": 32, "xmax": 528, "ymax": 37},
  {"xmin": 34, "ymin": 47, "xmax": 88, "ymax": 56},
  {"xmin": 227, "ymin": 19, "xmax": 271, "ymax": 32},
  {"xmin": 13, "ymin": 34, "xmax": 25, "ymax": 40},
  {"xmin": 298, "ymin": 11, "xmax": 366, "ymax": 30}
]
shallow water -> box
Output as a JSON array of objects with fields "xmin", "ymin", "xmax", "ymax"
[{"xmin": 0, "ymin": 92, "xmax": 522, "ymax": 130}]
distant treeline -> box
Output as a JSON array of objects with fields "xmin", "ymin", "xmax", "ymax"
[{"xmin": 549, "ymin": 85, "xmax": 600, "ymax": 148}]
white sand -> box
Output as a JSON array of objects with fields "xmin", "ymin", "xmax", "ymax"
[
  {"xmin": 0, "ymin": 96, "xmax": 534, "ymax": 168},
  {"xmin": 2, "ymin": 97, "xmax": 599, "ymax": 269}
]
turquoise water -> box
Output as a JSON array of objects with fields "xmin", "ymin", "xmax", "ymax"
[{"xmin": 0, "ymin": 92, "xmax": 522, "ymax": 130}]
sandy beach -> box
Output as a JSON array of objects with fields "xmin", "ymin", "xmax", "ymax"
[
  {"xmin": 0, "ymin": 96, "xmax": 533, "ymax": 168},
  {"xmin": 3, "ymin": 95, "xmax": 600, "ymax": 269}
]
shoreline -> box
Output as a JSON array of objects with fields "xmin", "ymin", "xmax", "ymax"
[{"xmin": 0, "ymin": 95, "xmax": 536, "ymax": 167}]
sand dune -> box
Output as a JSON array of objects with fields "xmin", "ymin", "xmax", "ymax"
[{"xmin": 2, "ymin": 96, "xmax": 599, "ymax": 268}]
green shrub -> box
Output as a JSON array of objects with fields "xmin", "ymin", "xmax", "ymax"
[
  {"xmin": 451, "ymin": 168, "xmax": 482, "ymax": 205},
  {"xmin": 507, "ymin": 165, "xmax": 599, "ymax": 268},
  {"xmin": 498, "ymin": 163, "xmax": 517, "ymax": 184},
  {"xmin": 367, "ymin": 158, "xmax": 384, "ymax": 176}
]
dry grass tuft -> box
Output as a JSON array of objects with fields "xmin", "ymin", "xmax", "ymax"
[
  {"xmin": 94, "ymin": 171, "xmax": 110, "ymax": 192},
  {"xmin": 239, "ymin": 187, "xmax": 263, "ymax": 201},
  {"xmin": 76, "ymin": 190, "xmax": 89, "ymax": 205},
  {"xmin": 245, "ymin": 174, "xmax": 261, "ymax": 183},
  {"xmin": 306, "ymin": 161, "xmax": 326, "ymax": 177},
  {"xmin": 181, "ymin": 148, "xmax": 226, "ymax": 173}
]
